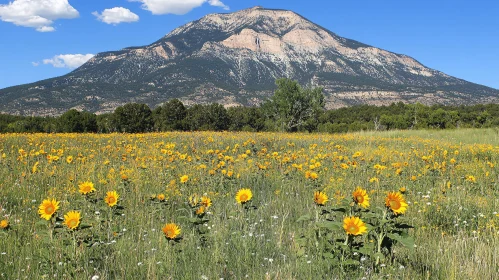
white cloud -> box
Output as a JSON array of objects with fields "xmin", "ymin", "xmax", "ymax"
[
  {"xmin": 0, "ymin": 0, "xmax": 79, "ymax": 32},
  {"xmin": 130, "ymin": 0, "xmax": 229, "ymax": 15},
  {"xmin": 92, "ymin": 7, "xmax": 139, "ymax": 25},
  {"xmin": 43, "ymin": 54, "xmax": 94, "ymax": 69},
  {"xmin": 32, "ymin": 62, "xmax": 40, "ymax": 66}
]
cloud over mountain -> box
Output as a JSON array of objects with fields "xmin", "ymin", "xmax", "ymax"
[
  {"xmin": 93, "ymin": 7, "xmax": 139, "ymax": 25},
  {"xmin": 130, "ymin": 0, "xmax": 229, "ymax": 15},
  {"xmin": 43, "ymin": 54, "xmax": 95, "ymax": 69}
]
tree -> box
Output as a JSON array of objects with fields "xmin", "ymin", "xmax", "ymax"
[
  {"xmin": 153, "ymin": 99, "xmax": 187, "ymax": 131},
  {"xmin": 262, "ymin": 78, "xmax": 325, "ymax": 132},
  {"xmin": 58, "ymin": 109, "xmax": 84, "ymax": 132},
  {"xmin": 113, "ymin": 103, "xmax": 153, "ymax": 133}
]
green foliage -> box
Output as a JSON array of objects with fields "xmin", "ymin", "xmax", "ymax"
[
  {"xmin": 113, "ymin": 103, "xmax": 153, "ymax": 133},
  {"xmin": 262, "ymin": 78, "xmax": 325, "ymax": 132}
]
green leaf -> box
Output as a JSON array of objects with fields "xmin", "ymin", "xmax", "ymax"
[
  {"xmin": 79, "ymin": 224, "xmax": 92, "ymax": 230},
  {"xmin": 394, "ymin": 223, "xmax": 414, "ymax": 229},
  {"xmin": 342, "ymin": 259, "xmax": 360, "ymax": 266},
  {"xmin": 296, "ymin": 214, "xmax": 311, "ymax": 222},
  {"xmin": 331, "ymin": 207, "xmax": 347, "ymax": 213},
  {"xmin": 317, "ymin": 221, "xmax": 342, "ymax": 231},
  {"xmin": 387, "ymin": 233, "xmax": 415, "ymax": 248},
  {"xmin": 360, "ymin": 212, "xmax": 379, "ymax": 219},
  {"xmin": 322, "ymin": 252, "xmax": 336, "ymax": 259}
]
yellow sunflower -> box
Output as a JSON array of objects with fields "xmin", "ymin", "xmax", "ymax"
[
  {"xmin": 200, "ymin": 196, "xmax": 212, "ymax": 207},
  {"xmin": 0, "ymin": 219, "xmax": 9, "ymax": 229},
  {"xmin": 157, "ymin": 193, "xmax": 166, "ymax": 201},
  {"xmin": 313, "ymin": 191, "xmax": 328, "ymax": 206},
  {"xmin": 162, "ymin": 223, "xmax": 181, "ymax": 239},
  {"xmin": 235, "ymin": 188, "xmax": 253, "ymax": 204},
  {"xmin": 196, "ymin": 206, "xmax": 206, "ymax": 216},
  {"xmin": 105, "ymin": 191, "xmax": 119, "ymax": 207},
  {"xmin": 352, "ymin": 187, "xmax": 370, "ymax": 208},
  {"xmin": 343, "ymin": 216, "xmax": 367, "ymax": 236},
  {"xmin": 78, "ymin": 181, "xmax": 95, "ymax": 195},
  {"xmin": 180, "ymin": 175, "xmax": 189, "ymax": 183},
  {"xmin": 385, "ymin": 192, "xmax": 408, "ymax": 215},
  {"xmin": 38, "ymin": 198, "xmax": 60, "ymax": 220},
  {"xmin": 63, "ymin": 211, "xmax": 81, "ymax": 230}
]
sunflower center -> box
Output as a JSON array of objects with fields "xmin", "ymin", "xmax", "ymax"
[
  {"xmin": 240, "ymin": 194, "xmax": 248, "ymax": 201},
  {"xmin": 109, "ymin": 197, "xmax": 115, "ymax": 203},
  {"xmin": 390, "ymin": 200, "xmax": 401, "ymax": 210},
  {"xmin": 166, "ymin": 230, "xmax": 173, "ymax": 237},
  {"xmin": 45, "ymin": 206, "xmax": 54, "ymax": 214},
  {"xmin": 349, "ymin": 225, "xmax": 358, "ymax": 234},
  {"xmin": 68, "ymin": 219, "xmax": 77, "ymax": 228},
  {"xmin": 356, "ymin": 195, "xmax": 364, "ymax": 203}
]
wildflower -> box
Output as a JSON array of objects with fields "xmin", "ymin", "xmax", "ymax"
[
  {"xmin": 162, "ymin": 223, "xmax": 181, "ymax": 240},
  {"xmin": 399, "ymin": 186, "xmax": 407, "ymax": 193},
  {"xmin": 78, "ymin": 181, "xmax": 95, "ymax": 195},
  {"xmin": 200, "ymin": 196, "xmax": 212, "ymax": 208},
  {"xmin": 66, "ymin": 156, "xmax": 73, "ymax": 164},
  {"xmin": 38, "ymin": 199, "xmax": 60, "ymax": 220},
  {"xmin": 63, "ymin": 211, "xmax": 81, "ymax": 230},
  {"xmin": 188, "ymin": 194, "xmax": 199, "ymax": 207},
  {"xmin": 343, "ymin": 216, "xmax": 367, "ymax": 235},
  {"xmin": 105, "ymin": 191, "xmax": 119, "ymax": 207},
  {"xmin": 180, "ymin": 175, "xmax": 189, "ymax": 183},
  {"xmin": 385, "ymin": 192, "xmax": 408, "ymax": 215},
  {"xmin": 352, "ymin": 187, "xmax": 370, "ymax": 208},
  {"xmin": 0, "ymin": 219, "xmax": 8, "ymax": 229},
  {"xmin": 369, "ymin": 177, "xmax": 379, "ymax": 183},
  {"xmin": 157, "ymin": 194, "xmax": 166, "ymax": 201},
  {"xmin": 235, "ymin": 188, "xmax": 253, "ymax": 204},
  {"xmin": 465, "ymin": 175, "xmax": 476, "ymax": 183},
  {"xmin": 313, "ymin": 191, "xmax": 328, "ymax": 206},
  {"xmin": 196, "ymin": 206, "xmax": 206, "ymax": 216},
  {"xmin": 310, "ymin": 172, "xmax": 318, "ymax": 180}
]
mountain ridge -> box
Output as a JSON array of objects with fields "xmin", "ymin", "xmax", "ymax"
[{"xmin": 1, "ymin": 6, "xmax": 498, "ymax": 116}]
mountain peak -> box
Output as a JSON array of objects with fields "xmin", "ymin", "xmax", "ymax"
[{"xmin": 1, "ymin": 6, "xmax": 498, "ymax": 116}]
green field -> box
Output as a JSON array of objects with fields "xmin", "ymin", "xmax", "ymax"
[{"xmin": 1, "ymin": 129, "xmax": 498, "ymax": 279}]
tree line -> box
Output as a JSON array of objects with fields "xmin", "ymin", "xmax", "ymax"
[{"xmin": 1, "ymin": 78, "xmax": 498, "ymax": 133}]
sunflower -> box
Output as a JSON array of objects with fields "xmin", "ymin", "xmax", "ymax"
[
  {"xmin": 162, "ymin": 223, "xmax": 181, "ymax": 239},
  {"xmin": 200, "ymin": 196, "xmax": 212, "ymax": 207},
  {"xmin": 343, "ymin": 216, "xmax": 367, "ymax": 236},
  {"xmin": 235, "ymin": 188, "xmax": 253, "ymax": 204},
  {"xmin": 157, "ymin": 193, "xmax": 166, "ymax": 201},
  {"xmin": 66, "ymin": 156, "xmax": 73, "ymax": 164},
  {"xmin": 105, "ymin": 191, "xmax": 119, "ymax": 207},
  {"xmin": 385, "ymin": 192, "xmax": 408, "ymax": 215},
  {"xmin": 196, "ymin": 206, "xmax": 206, "ymax": 216},
  {"xmin": 78, "ymin": 181, "xmax": 95, "ymax": 195},
  {"xmin": 352, "ymin": 187, "xmax": 369, "ymax": 208},
  {"xmin": 63, "ymin": 211, "xmax": 81, "ymax": 230},
  {"xmin": 314, "ymin": 191, "xmax": 328, "ymax": 206},
  {"xmin": 38, "ymin": 198, "xmax": 60, "ymax": 220},
  {"xmin": 0, "ymin": 219, "xmax": 8, "ymax": 229},
  {"xmin": 180, "ymin": 175, "xmax": 189, "ymax": 184}
]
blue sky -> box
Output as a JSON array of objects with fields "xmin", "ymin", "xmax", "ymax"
[{"xmin": 0, "ymin": 0, "xmax": 498, "ymax": 90}]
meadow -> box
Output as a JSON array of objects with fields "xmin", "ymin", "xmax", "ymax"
[{"xmin": 1, "ymin": 129, "xmax": 498, "ymax": 279}]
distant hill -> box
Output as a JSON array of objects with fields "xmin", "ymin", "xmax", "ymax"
[{"xmin": 1, "ymin": 6, "xmax": 498, "ymax": 116}]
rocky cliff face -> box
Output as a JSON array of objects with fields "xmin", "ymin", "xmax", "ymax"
[{"xmin": 1, "ymin": 6, "xmax": 498, "ymax": 116}]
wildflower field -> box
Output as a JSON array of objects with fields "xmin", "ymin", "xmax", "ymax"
[{"xmin": 1, "ymin": 129, "xmax": 499, "ymax": 279}]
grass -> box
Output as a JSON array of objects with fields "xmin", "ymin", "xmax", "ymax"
[{"xmin": 0, "ymin": 129, "xmax": 498, "ymax": 279}]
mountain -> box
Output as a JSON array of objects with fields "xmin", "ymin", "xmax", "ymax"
[{"xmin": 1, "ymin": 6, "xmax": 498, "ymax": 116}]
